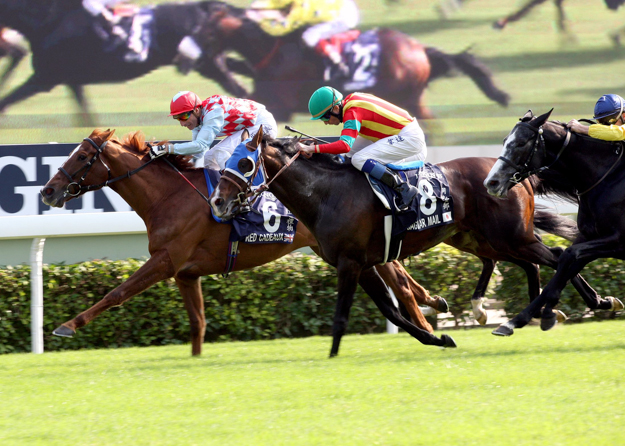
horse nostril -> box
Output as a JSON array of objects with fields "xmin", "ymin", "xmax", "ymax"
[
  {"xmin": 42, "ymin": 187, "xmax": 54, "ymax": 197},
  {"xmin": 214, "ymin": 197, "xmax": 223, "ymax": 206}
]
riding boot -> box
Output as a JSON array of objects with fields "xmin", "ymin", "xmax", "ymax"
[{"xmin": 362, "ymin": 159, "xmax": 418, "ymax": 211}]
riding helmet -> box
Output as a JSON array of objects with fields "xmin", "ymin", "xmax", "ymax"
[
  {"xmin": 169, "ymin": 91, "xmax": 201, "ymax": 116},
  {"xmin": 593, "ymin": 94, "xmax": 625, "ymax": 123},
  {"xmin": 308, "ymin": 86, "xmax": 343, "ymax": 120}
]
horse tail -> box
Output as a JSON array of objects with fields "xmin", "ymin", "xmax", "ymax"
[
  {"xmin": 533, "ymin": 206, "xmax": 579, "ymax": 242},
  {"xmin": 425, "ymin": 47, "xmax": 510, "ymax": 106}
]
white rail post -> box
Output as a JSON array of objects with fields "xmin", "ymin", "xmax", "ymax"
[
  {"xmin": 30, "ymin": 237, "xmax": 45, "ymax": 354},
  {"xmin": 386, "ymin": 286, "xmax": 399, "ymax": 334}
]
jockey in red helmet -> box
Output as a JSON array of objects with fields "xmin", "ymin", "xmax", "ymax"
[
  {"xmin": 150, "ymin": 91, "xmax": 278, "ymax": 170},
  {"xmin": 567, "ymin": 94, "xmax": 625, "ymax": 141}
]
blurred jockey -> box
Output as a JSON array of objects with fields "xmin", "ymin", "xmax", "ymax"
[
  {"xmin": 298, "ymin": 86, "xmax": 426, "ymax": 210},
  {"xmin": 246, "ymin": 0, "xmax": 359, "ymax": 72},
  {"xmin": 149, "ymin": 91, "xmax": 278, "ymax": 171},
  {"xmin": 567, "ymin": 94, "xmax": 625, "ymax": 141},
  {"xmin": 82, "ymin": 0, "xmax": 127, "ymax": 48}
]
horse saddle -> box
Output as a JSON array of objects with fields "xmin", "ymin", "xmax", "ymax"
[
  {"xmin": 322, "ymin": 29, "xmax": 380, "ymax": 90},
  {"xmin": 366, "ymin": 162, "xmax": 454, "ymax": 263}
]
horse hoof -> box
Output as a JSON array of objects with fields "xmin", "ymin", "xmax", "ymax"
[
  {"xmin": 492, "ymin": 322, "xmax": 514, "ymax": 336},
  {"xmin": 441, "ymin": 334, "xmax": 457, "ymax": 348},
  {"xmin": 554, "ymin": 309, "xmax": 568, "ymax": 323},
  {"xmin": 52, "ymin": 325, "xmax": 75, "ymax": 337},
  {"xmin": 435, "ymin": 296, "xmax": 449, "ymax": 313},
  {"xmin": 540, "ymin": 314, "xmax": 557, "ymax": 331},
  {"xmin": 607, "ymin": 296, "xmax": 624, "ymax": 311}
]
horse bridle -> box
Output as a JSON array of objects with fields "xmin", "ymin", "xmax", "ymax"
[
  {"xmin": 223, "ymin": 141, "xmax": 301, "ymax": 215},
  {"xmin": 497, "ymin": 122, "xmax": 571, "ymax": 184},
  {"xmin": 59, "ymin": 137, "xmax": 155, "ymax": 198}
]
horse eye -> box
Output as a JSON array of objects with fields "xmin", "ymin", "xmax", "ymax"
[{"xmin": 77, "ymin": 154, "xmax": 87, "ymax": 161}]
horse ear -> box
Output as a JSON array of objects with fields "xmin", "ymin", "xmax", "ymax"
[
  {"xmin": 103, "ymin": 129, "xmax": 116, "ymax": 141},
  {"xmin": 241, "ymin": 129, "xmax": 250, "ymax": 142},
  {"xmin": 246, "ymin": 126, "xmax": 264, "ymax": 152},
  {"xmin": 533, "ymin": 109, "xmax": 554, "ymax": 128},
  {"xmin": 520, "ymin": 110, "xmax": 534, "ymax": 122}
]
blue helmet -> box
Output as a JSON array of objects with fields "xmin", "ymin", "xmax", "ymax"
[{"xmin": 593, "ymin": 94, "xmax": 625, "ymax": 123}]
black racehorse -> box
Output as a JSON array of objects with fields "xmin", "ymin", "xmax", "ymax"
[
  {"xmin": 484, "ymin": 110, "xmax": 625, "ymax": 335},
  {"xmin": 196, "ymin": 2, "xmax": 510, "ymax": 122},
  {"xmin": 0, "ymin": 0, "xmax": 244, "ymax": 126},
  {"xmin": 209, "ymin": 129, "xmax": 616, "ymax": 356}
]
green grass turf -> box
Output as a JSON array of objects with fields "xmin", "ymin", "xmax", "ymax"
[
  {"xmin": 1, "ymin": 320, "xmax": 624, "ymax": 445},
  {"xmin": 2, "ymin": 0, "xmax": 625, "ymax": 145}
]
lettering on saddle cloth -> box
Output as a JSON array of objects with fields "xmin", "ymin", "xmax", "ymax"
[
  {"xmin": 203, "ymin": 169, "xmax": 298, "ymax": 244},
  {"xmin": 323, "ymin": 29, "xmax": 380, "ymax": 90}
]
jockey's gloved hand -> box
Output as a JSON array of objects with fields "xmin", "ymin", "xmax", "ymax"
[{"xmin": 149, "ymin": 143, "xmax": 172, "ymax": 159}]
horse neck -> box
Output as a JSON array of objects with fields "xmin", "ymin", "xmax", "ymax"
[
  {"xmin": 102, "ymin": 150, "xmax": 197, "ymax": 221},
  {"xmin": 262, "ymin": 153, "xmax": 345, "ymax": 228},
  {"xmin": 547, "ymin": 125, "xmax": 622, "ymax": 192},
  {"xmin": 226, "ymin": 20, "xmax": 292, "ymax": 66}
]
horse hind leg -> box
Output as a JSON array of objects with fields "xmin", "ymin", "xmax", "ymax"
[
  {"xmin": 471, "ymin": 257, "xmax": 496, "ymax": 326},
  {"xmin": 359, "ymin": 267, "xmax": 456, "ymax": 348},
  {"xmin": 376, "ymin": 261, "xmax": 434, "ymax": 333}
]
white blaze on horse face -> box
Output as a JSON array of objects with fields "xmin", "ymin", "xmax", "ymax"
[
  {"xmin": 484, "ymin": 128, "xmax": 519, "ymax": 195},
  {"xmin": 62, "ymin": 143, "xmax": 83, "ymax": 169}
]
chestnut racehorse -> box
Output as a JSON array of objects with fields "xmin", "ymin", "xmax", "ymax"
[
  {"xmin": 40, "ymin": 129, "xmax": 452, "ymax": 357},
  {"xmin": 209, "ymin": 130, "xmax": 612, "ymax": 356}
]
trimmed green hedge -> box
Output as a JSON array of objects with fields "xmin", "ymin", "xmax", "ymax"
[{"xmin": 1, "ymin": 235, "xmax": 622, "ymax": 353}]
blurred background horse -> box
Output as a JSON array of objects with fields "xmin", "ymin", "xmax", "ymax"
[
  {"xmin": 0, "ymin": 0, "xmax": 248, "ymax": 126},
  {"xmin": 196, "ymin": 1, "xmax": 510, "ymax": 123}
]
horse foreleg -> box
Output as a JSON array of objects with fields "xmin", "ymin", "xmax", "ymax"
[
  {"xmin": 375, "ymin": 261, "xmax": 434, "ymax": 333},
  {"xmin": 53, "ymin": 250, "xmax": 175, "ymax": 337},
  {"xmin": 329, "ymin": 258, "xmax": 360, "ymax": 358},
  {"xmin": 175, "ymin": 273, "xmax": 206, "ymax": 356},
  {"xmin": 0, "ymin": 75, "xmax": 54, "ymax": 113},
  {"xmin": 494, "ymin": 239, "xmax": 620, "ymax": 336},
  {"xmin": 0, "ymin": 41, "xmax": 26, "ymax": 90},
  {"xmin": 359, "ymin": 267, "xmax": 456, "ymax": 348},
  {"xmin": 68, "ymin": 84, "xmax": 95, "ymax": 127}
]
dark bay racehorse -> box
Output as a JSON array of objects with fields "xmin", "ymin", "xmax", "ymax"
[
  {"xmin": 196, "ymin": 2, "xmax": 510, "ymax": 122},
  {"xmin": 209, "ymin": 130, "xmax": 613, "ymax": 356},
  {"xmin": 39, "ymin": 129, "xmax": 451, "ymax": 356},
  {"xmin": 0, "ymin": 0, "xmax": 244, "ymax": 125},
  {"xmin": 484, "ymin": 110, "xmax": 624, "ymax": 335}
]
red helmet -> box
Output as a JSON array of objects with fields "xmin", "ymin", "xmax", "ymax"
[{"xmin": 169, "ymin": 91, "xmax": 201, "ymax": 116}]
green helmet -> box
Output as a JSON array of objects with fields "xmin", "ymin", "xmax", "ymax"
[{"xmin": 308, "ymin": 86, "xmax": 343, "ymax": 120}]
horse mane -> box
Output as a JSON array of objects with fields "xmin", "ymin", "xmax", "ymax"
[
  {"xmin": 263, "ymin": 135, "xmax": 352, "ymax": 171},
  {"xmin": 92, "ymin": 129, "xmax": 197, "ymax": 170}
]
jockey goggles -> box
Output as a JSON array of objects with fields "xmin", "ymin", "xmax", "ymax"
[{"xmin": 173, "ymin": 110, "xmax": 193, "ymax": 121}]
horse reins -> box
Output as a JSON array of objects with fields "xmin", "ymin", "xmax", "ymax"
[{"xmin": 60, "ymin": 137, "xmax": 156, "ymax": 198}]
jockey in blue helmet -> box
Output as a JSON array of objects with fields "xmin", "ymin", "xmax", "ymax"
[{"xmin": 567, "ymin": 94, "xmax": 625, "ymax": 141}]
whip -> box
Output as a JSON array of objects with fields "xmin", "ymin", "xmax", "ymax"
[{"xmin": 284, "ymin": 125, "xmax": 330, "ymax": 144}]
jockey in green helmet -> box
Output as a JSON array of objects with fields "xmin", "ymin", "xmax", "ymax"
[{"xmin": 300, "ymin": 86, "xmax": 426, "ymax": 211}]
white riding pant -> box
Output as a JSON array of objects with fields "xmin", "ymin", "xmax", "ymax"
[
  {"xmin": 301, "ymin": 0, "xmax": 360, "ymax": 48},
  {"xmin": 203, "ymin": 108, "xmax": 278, "ymax": 171},
  {"xmin": 349, "ymin": 119, "xmax": 427, "ymax": 171}
]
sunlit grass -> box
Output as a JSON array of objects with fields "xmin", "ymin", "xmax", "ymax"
[{"xmin": 1, "ymin": 321, "xmax": 624, "ymax": 445}]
